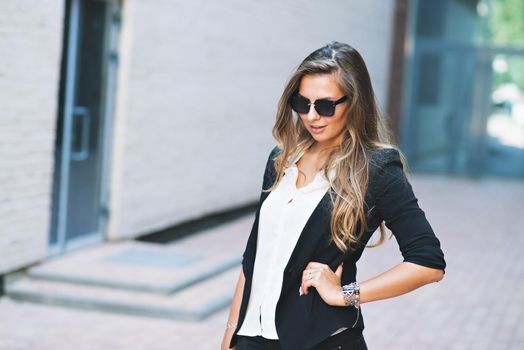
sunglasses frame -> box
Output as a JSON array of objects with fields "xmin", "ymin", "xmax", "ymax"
[{"xmin": 289, "ymin": 92, "xmax": 348, "ymax": 117}]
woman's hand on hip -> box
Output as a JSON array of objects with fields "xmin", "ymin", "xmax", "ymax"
[{"xmin": 300, "ymin": 261, "xmax": 344, "ymax": 306}]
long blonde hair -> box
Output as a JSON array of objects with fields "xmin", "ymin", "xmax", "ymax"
[{"xmin": 265, "ymin": 41, "xmax": 409, "ymax": 253}]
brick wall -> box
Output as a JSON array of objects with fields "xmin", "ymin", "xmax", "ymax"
[
  {"xmin": 0, "ymin": 1, "xmax": 64, "ymax": 273},
  {"xmin": 109, "ymin": 0, "xmax": 395, "ymax": 238},
  {"xmin": 0, "ymin": 0, "xmax": 396, "ymax": 272}
]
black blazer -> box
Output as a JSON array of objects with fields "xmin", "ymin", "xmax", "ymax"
[{"xmin": 229, "ymin": 146, "xmax": 446, "ymax": 350}]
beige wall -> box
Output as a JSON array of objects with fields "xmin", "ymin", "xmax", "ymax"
[
  {"xmin": 0, "ymin": 0, "xmax": 395, "ymax": 273},
  {"xmin": 109, "ymin": 0, "xmax": 396, "ymax": 238},
  {"xmin": 0, "ymin": 1, "xmax": 64, "ymax": 273}
]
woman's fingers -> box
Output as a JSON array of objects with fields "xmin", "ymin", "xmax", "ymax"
[
  {"xmin": 301, "ymin": 264, "xmax": 326, "ymax": 294},
  {"xmin": 300, "ymin": 269, "xmax": 314, "ymax": 295},
  {"xmin": 300, "ymin": 262, "xmax": 343, "ymax": 296},
  {"xmin": 302, "ymin": 267, "xmax": 318, "ymax": 279},
  {"xmin": 301, "ymin": 267, "xmax": 323, "ymax": 295},
  {"xmin": 300, "ymin": 277, "xmax": 311, "ymax": 295}
]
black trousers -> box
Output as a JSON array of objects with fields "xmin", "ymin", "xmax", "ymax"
[{"xmin": 236, "ymin": 327, "xmax": 368, "ymax": 350}]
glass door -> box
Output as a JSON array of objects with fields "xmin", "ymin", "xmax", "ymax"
[
  {"xmin": 405, "ymin": 46, "xmax": 477, "ymax": 175},
  {"xmin": 49, "ymin": 0, "xmax": 121, "ymax": 256},
  {"xmin": 403, "ymin": 0, "xmax": 524, "ymax": 179}
]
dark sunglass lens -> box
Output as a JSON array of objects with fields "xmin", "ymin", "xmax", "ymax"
[
  {"xmin": 291, "ymin": 94, "xmax": 310, "ymax": 114},
  {"xmin": 315, "ymin": 100, "xmax": 335, "ymax": 116}
]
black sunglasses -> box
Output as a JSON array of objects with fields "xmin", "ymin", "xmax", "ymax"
[{"xmin": 289, "ymin": 92, "xmax": 348, "ymax": 117}]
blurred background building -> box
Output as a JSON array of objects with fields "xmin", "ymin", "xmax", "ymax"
[
  {"xmin": 1, "ymin": 0, "xmax": 523, "ymax": 287},
  {"xmin": 403, "ymin": 0, "xmax": 524, "ymax": 178}
]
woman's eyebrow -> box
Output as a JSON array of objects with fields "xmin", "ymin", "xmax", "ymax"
[{"xmin": 298, "ymin": 92, "xmax": 337, "ymax": 100}]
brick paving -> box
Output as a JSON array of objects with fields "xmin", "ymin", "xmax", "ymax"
[{"xmin": 0, "ymin": 174, "xmax": 523, "ymax": 350}]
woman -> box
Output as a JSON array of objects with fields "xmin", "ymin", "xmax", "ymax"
[{"xmin": 220, "ymin": 42, "xmax": 446, "ymax": 350}]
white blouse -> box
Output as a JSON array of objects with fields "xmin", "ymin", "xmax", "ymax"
[{"xmin": 237, "ymin": 150, "xmax": 347, "ymax": 339}]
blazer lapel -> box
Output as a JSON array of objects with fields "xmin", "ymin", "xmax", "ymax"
[
  {"xmin": 279, "ymin": 191, "xmax": 332, "ymax": 298},
  {"xmin": 252, "ymin": 156, "xmax": 334, "ymax": 299},
  {"xmin": 260, "ymin": 189, "xmax": 271, "ymax": 203}
]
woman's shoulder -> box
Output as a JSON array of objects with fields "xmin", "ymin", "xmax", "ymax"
[
  {"xmin": 267, "ymin": 144, "xmax": 404, "ymax": 175},
  {"xmin": 268, "ymin": 144, "xmax": 403, "ymax": 170},
  {"xmin": 266, "ymin": 145, "xmax": 282, "ymax": 171},
  {"xmin": 261, "ymin": 145, "xmax": 282, "ymax": 187},
  {"xmin": 367, "ymin": 146, "xmax": 407, "ymax": 192},
  {"xmin": 369, "ymin": 146, "xmax": 402, "ymax": 166},
  {"xmin": 270, "ymin": 145, "xmax": 282, "ymax": 158}
]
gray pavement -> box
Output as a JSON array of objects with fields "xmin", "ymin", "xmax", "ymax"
[{"xmin": 1, "ymin": 174, "xmax": 523, "ymax": 350}]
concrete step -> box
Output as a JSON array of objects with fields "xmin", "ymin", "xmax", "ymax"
[
  {"xmin": 3, "ymin": 213, "xmax": 254, "ymax": 320},
  {"xmin": 24, "ymin": 240, "xmax": 241, "ymax": 294},
  {"xmin": 5, "ymin": 265, "xmax": 240, "ymax": 321}
]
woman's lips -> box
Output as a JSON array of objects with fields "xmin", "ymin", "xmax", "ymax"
[{"xmin": 310, "ymin": 125, "xmax": 327, "ymax": 134}]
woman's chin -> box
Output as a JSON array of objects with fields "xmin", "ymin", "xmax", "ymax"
[{"xmin": 310, "ymin": 133, "xmax": 329, "ymax": 142}]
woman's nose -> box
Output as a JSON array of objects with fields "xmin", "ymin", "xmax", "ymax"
[{"xmin": 306, "ymin": 104, "xmax": 320, "ymax": 121}]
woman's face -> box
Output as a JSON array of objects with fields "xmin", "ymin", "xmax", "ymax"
[{"xmin": 297, "ymin": 73, "xmax": 348, "ymax": 148}]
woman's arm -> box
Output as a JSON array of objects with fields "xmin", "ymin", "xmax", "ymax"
[
  {"xmin": 300, "ymin": 261, "xmax": 443, "ymax": 306},
  {"xmin": 301, "ymin": 148, "xmax": 446, "ymax": 307},
  {"xmin": 356, "ymin": 262, "xmax": 442, "ymax": 304},
  {"xmin": 356, "ymin": 148, "xmax": 446, "ymax": 304},
  {"xmin": 220, "ymin": 267, "xmax": 245, "ymax": 350}
]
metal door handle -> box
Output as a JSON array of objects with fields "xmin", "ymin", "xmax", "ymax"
[{"xmin": 71, "ymin": 106, "xmax": 91, "ymax": 161}]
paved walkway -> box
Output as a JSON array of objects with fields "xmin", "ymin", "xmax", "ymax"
[{"xmin": 0, "ymin": 174, "xmax": 523, "ymax": 350}]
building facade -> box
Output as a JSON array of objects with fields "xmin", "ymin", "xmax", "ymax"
[
  {"xmin": 402, "ymin": 0, "xmax": 524, "ymax": 178},
  {"xmin": 4, "ymin": 0, "xmax": 521, "ymax": 288},
  {"xmin": 0, "ymin": 1, "xmax": 396, "ymax": 279}
]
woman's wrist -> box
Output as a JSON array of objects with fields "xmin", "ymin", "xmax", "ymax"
[
  {"xmin": 226, "ymin": 321, "xmax": 238, "ymax": 330},
  {"xmin": 339, "ymin": 282, "xmax": 360, "ymax": 308}
]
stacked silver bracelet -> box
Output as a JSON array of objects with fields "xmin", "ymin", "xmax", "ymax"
[{"xmin": 341, "ymin": 282, "xmax": 360, "ymax": 308}]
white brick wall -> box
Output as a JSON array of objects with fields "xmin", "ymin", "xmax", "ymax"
[
  {"xmin": 0, "ymin": 1, "xmax": 64, "ymax": 273},
  {"xmin": 109, "ymin": 0, "xmax": 395, "ymax": 238},
  {"xmin": 0, "ymin": 0, "xmax": 395, "ymax": 272}
]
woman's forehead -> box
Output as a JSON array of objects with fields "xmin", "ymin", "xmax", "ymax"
[{"xmin": 298, "ymin": 73, "xmax": 343, "ymax": 99}]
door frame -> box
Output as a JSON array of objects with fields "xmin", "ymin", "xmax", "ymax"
[{"xmin": 49, "ymin": 0, "xmax": 121, "ymax": 257}]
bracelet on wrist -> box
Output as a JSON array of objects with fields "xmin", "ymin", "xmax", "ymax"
[
  {"xmin": 226, "ymin": 322, "xmax": 237, "ymax": 329},
  {"xmin": 341, "ymin": 281, "xmax": 360, "ymax": 309}
]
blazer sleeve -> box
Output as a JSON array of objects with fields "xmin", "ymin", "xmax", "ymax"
[{"xmin": 372, "ymin": 148, "xmax": 446, "ymax": 273}]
